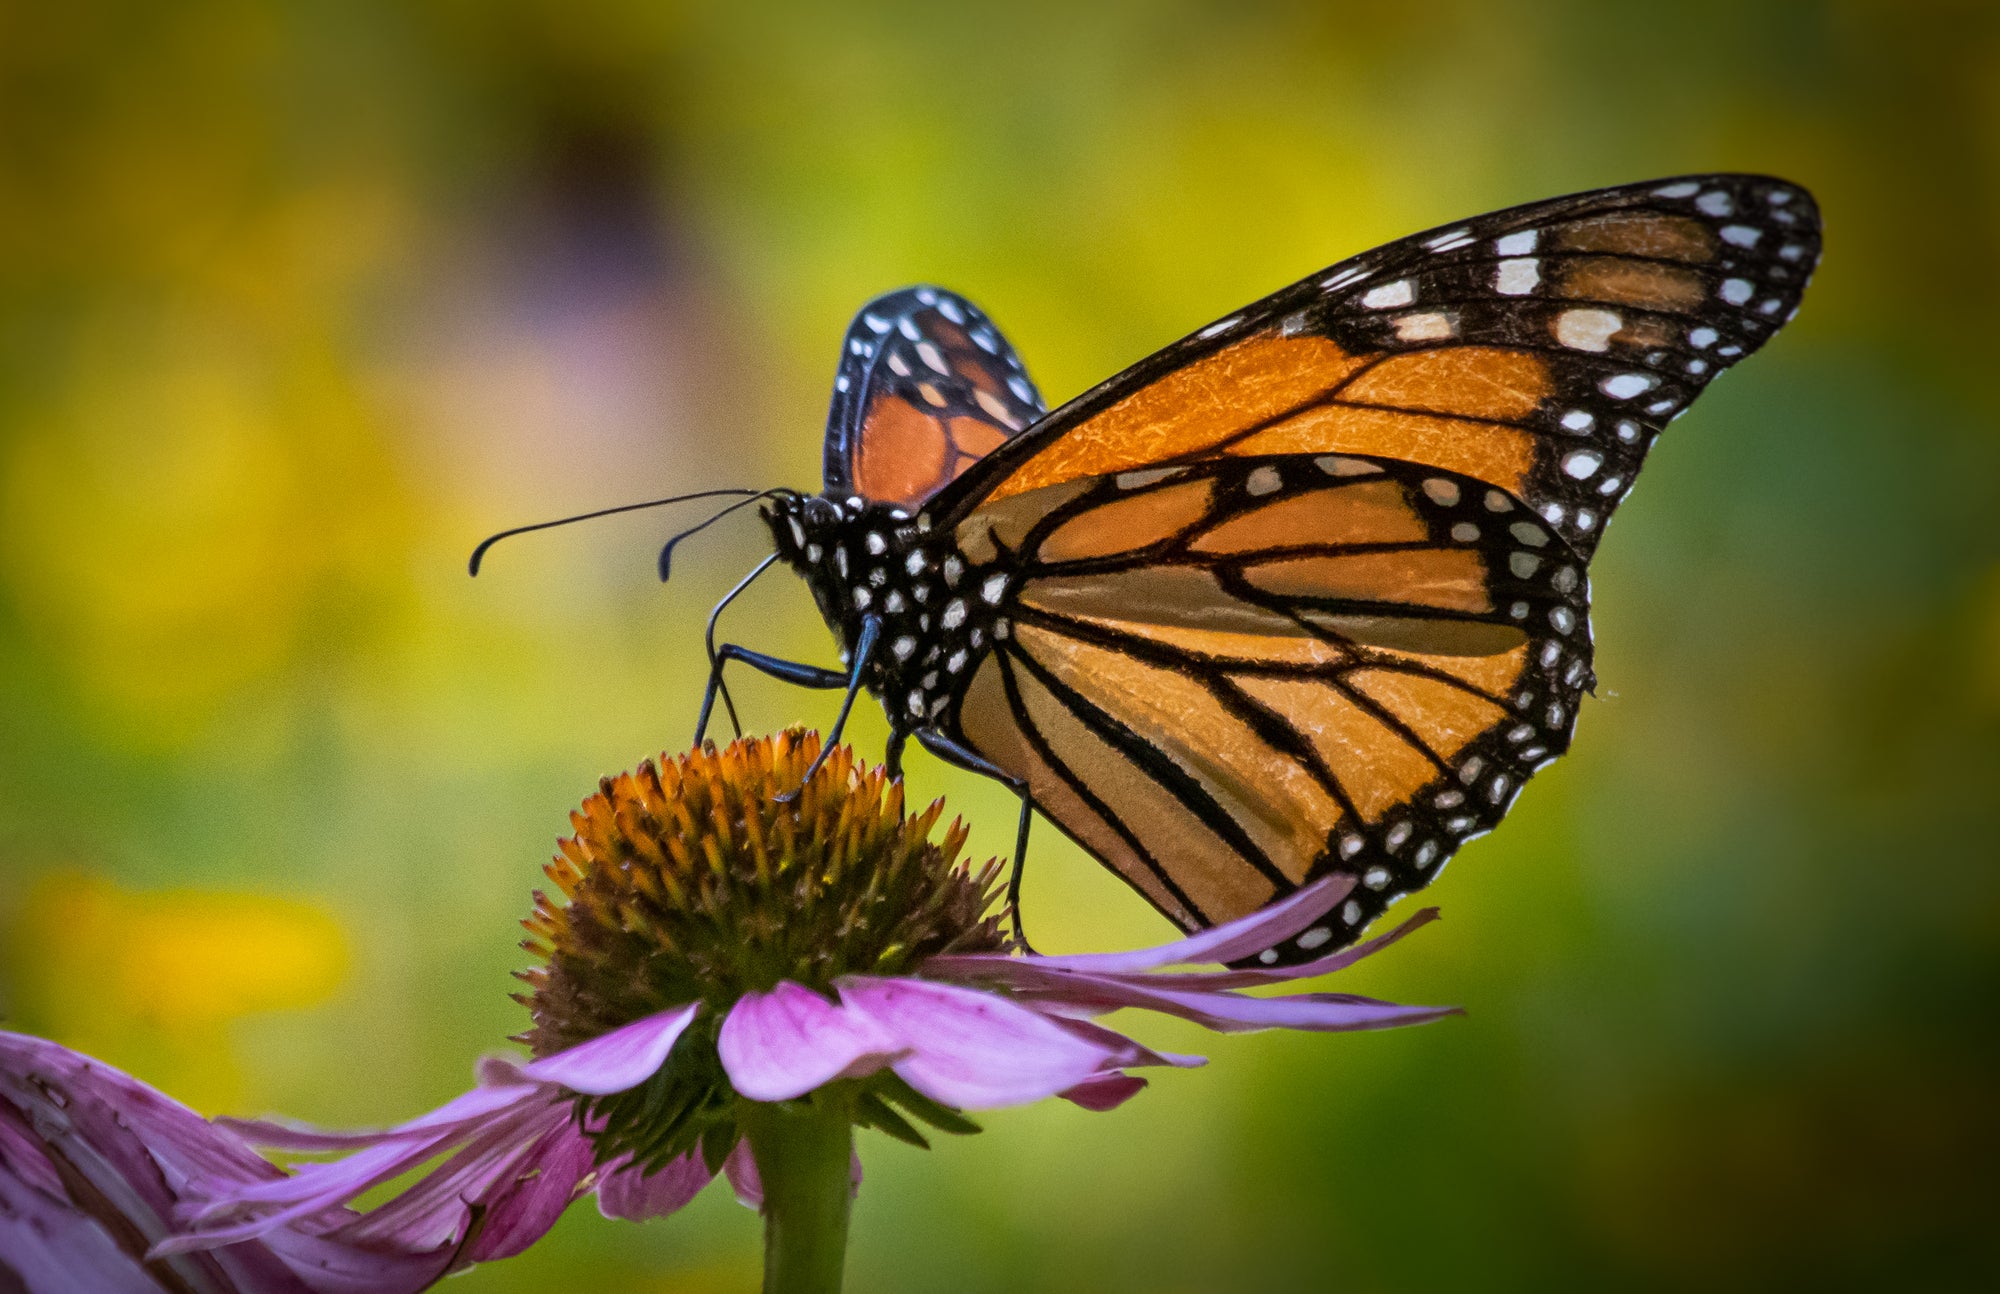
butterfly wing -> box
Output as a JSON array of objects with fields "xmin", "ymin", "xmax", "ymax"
[
  {"xmin": 823, "ymin": 286, "xmax": 1046, "ymax": 508},
  {"xmin": 926, "ymin": 175, "xmax": 1820, "ymax": 958},
  {"xmin": 930, "ymin": 174, "xmax": 1821, "ymax": 558},
  {"xmin": 946, "ymin": 453, "xmax": 1590, "ymax": 955}
]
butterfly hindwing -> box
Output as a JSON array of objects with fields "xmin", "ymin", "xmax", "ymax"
[
  {"xmin": 823, "ymin": 286, "xmax": 1046, "ymax": 508},
  {"xmin": 933, "ymin": 175, "xmax": 1820, "ymax": 558},
  {"xmin": 946, "ymin": 454, "xmax": 1592, "ymax": 952}
]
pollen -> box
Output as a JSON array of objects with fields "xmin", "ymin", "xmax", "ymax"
[
  {"xmin": 517, "ymin": 730, "xmax": 1007, "ymax": 1061},
  {"xmin": 513, "ymin": 731, "xmax": 1007, "ymax": 1170}
]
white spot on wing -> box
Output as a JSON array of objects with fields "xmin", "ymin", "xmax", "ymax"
[
  {"xmin": 1394, "ymin": 311, "xmax": 1456, "ymax": 341},
  {"xmin": 1117, "ymin": 467, "xmax": 1183, "ymax": 490},
  {"xmin": 1361, "ymin": 280, "xmax": 1414, "ymax": 309},
  {"xmin": 1601, "ymin": 373, "xmax": 1655, "ymax": 399},
  {"xmin": 1561, "ymin": 449, "xmax": 1603, "ymax": 479},
  {"xmin": 1555, "ymin": 308, "xmax": 1621, "ymax": 352},
  {"xmin": 1495, "ymin": 258, "xmax": 1540, "ymax": 295},
  {"xmin": 1495, "ymin": 229, "xmax": 1538, "ymax": 255}
]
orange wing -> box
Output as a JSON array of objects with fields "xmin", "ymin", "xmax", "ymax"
[
  {"xmin": 934, "ymin": 175, "xmax": 1822, "ymax": 559},
  {"xmin": 923, "ymin": 175, "xmax": 1820, "ymax": 958},
  {"xmin": 944, "ymin": 452, "xmax": 1590, "ymax": 950},
  {"xmin": 822, "ymin": 286, "xmax": 1046, "ymax": 509}
]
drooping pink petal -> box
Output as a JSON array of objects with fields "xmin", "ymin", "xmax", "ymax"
[
  {"xmin": 519, "ymin": 1002, "xmax": 701, "ymax": 1095},
  {"xmin": 461, "ymin": 1118, "xmax": 598, "ymax": 1263},
  {"xmin": 836, "ymin": 977, "xmax": 1133, "ymax": 1109},
  {"xmin": 217, "ymin": 1082, "xmax": 531, "ymax": 1152},
  {"xmin": 1039, "ymin": 1015, "xmax": 1206, "ymax": 1071},
  {"xmin": 330, "ymin": 1099, "xmax": 571, "ymax": 1251},
  {"xmin": 597, "ymin": 1149, "xmax": 716, "ymax": 1222},
  {"xmin": 931, "ymin": 872, "xmax": 1357, "ymax": 977},
  {"xmin": 722, "ymin": 1137, "xmax": 763, "ymax": 1210},
  {"xmin": 238, "ymin": 1226, "xmax": 457, "ymax": 1294},
  {"xmin": 954, "ymin": 962, "xmax": 1460, "ymax": 1034},
  {"xmin": 1138, "ymin": 908, "xmax": 1445, "ymax": 990},
  {"xmin": 718, "ymin": 981, "xmax": 901, "ymax": 1101},
  {"xmin": 158, "ymin": 1135, "xmax": 463, "ymax": 1253},
  {"xmin": 721, "ymin": 1138, "xmax": 863, "ymax": 1213},
  {"xmin": 2, "ymin": 1032, "xmax": 283, "ymax": 1213},
  {"xmin": 1059, "ymin": 1072, "xmax": 1149, "ymax": 1112},
  {"xmin": 0, "ymin": 1161, "xmax": 184, "ymax": 1294},
  {"xmin": 3, "ymin": 1031, "xmax": 458, "ymax": 1293}
]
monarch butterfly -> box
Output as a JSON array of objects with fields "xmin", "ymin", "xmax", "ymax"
[{"xmin": 603, "ymin": 175, "xmax": 1820, "ymax": 965}]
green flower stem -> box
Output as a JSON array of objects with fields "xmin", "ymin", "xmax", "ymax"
[{"xmin": 741, "ymin": 1090, "xmax": 856, "ymax": 1294}]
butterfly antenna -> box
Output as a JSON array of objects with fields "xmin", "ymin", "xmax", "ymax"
[
  {"xmin": 468, "ymin": 488, "xmax": 768, "ymax": 576},
  {"xmin": 657, "ymin": 489, "xmax": 794, "ymax": 583}
]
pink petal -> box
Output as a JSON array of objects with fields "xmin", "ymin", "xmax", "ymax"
[
  {"xmin": 1140, "ymin": 908, "xmax": 1445, "ymax": 990},
  {"xmin": 718, "ymin": 981, "xmax": 901, "ymax": 1101},
  {"xmin": 722, "ymin": 1137, "xmax": 763, "ymax": 1210},
  {"xmin": 331, "ymin": 1100, "xmax": 571, "ymax": 1251},
  {"xmin": 240, "ymin": 1227, "xmax": 456, "ymax": 1294},
  {"xmin": 3, "ymin": 1030, "xmax": 458, "ymax": 1292},
  {"xmin": 954, "ymin": 963, "xmax": 1459, "ymax": 1034},
  {"xmin": 462, "ymin": 1119, "xmax": 597, "ymax": 1262},
  {"xmin": 597, "ymin": 1149, "xmax": 715, "ymax": 1221},
  {"xmin": 218, "ymin": 1082, "xmax": 529, "ymax": 1152},
  {"xmin": 837, "ymin": 977, "xmax": 1133, "ymax": 1109},
  {"xmin": 933, "ymin": 872, "xmax": 1357, "ymax": 976},
  {"xmin": 1059, "ymin": 1073, "xmax": 1149, "ymax": 1112},
  {"xmin": 721, "ymin": 1139, "xmax": 863, "ymax": 1213},
  {"xmin": 0, "ymin": 1158, "xmax": 180, "ymax": 1294},
  {"xmin": 1041, "ymin": 1015, "xmax": 1205, "ymax": 1071},
  {"xmin": 158, "ymin": 1137, "xmax": 457, "ymax": 1253},
  {"xmin": 2, "ymin": 1031, "xmax": 281, "ymax": 1211},
  {"xmin": 520, "ymin": 1003, "xmax": 701, "ymax": 1095}
]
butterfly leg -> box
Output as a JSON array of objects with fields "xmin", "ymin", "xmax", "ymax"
[
  {"xmin": 694, "ymin": 645, "xmax": 847, "ymax": 747},
  {"xmin": 700, "ymin": 552, "xmax": 781, "ymax": 741},
  {"xmin": 782, "ymin": 615, "xmax": 881, "ymax": 795},
  {"xmin": 883, "ymin": 729, "xmax": 907, "ymax": 780},
  {"xmin": 914, "ymin": 730, "xmax": 1038, "ymax": 953}
]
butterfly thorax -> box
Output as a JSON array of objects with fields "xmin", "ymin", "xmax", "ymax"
[{"xmin": 764, "ymin": 493, "xmax": 1011, "ymax": 733}]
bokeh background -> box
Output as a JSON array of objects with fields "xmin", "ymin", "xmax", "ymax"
[{"xmin": 3, "ymin": 2, "xmax": 1995, "ymax": 1290}]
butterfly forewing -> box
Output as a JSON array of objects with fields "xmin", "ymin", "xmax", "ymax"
[
  {"xmin": 823, "ymin": 286, "xmax": 1046, "ymax": 508},
  {"xmin": 933, "ymin": 175, "xmax": 1821, "ymax": 557}
]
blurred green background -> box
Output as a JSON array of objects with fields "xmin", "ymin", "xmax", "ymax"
[{"xmin": 2, "ymin": 2, "xmax": 1995, "ymax": 1290}]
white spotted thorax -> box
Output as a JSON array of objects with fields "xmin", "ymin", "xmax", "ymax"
[{"xmin": 766, "ymin": 493, "xmax": 1007, "ymax": 730}]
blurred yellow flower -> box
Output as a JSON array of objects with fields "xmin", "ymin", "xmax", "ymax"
[{"xmin": 5, "ymin": 870, "xmax": 348, "ymax": 1109}]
